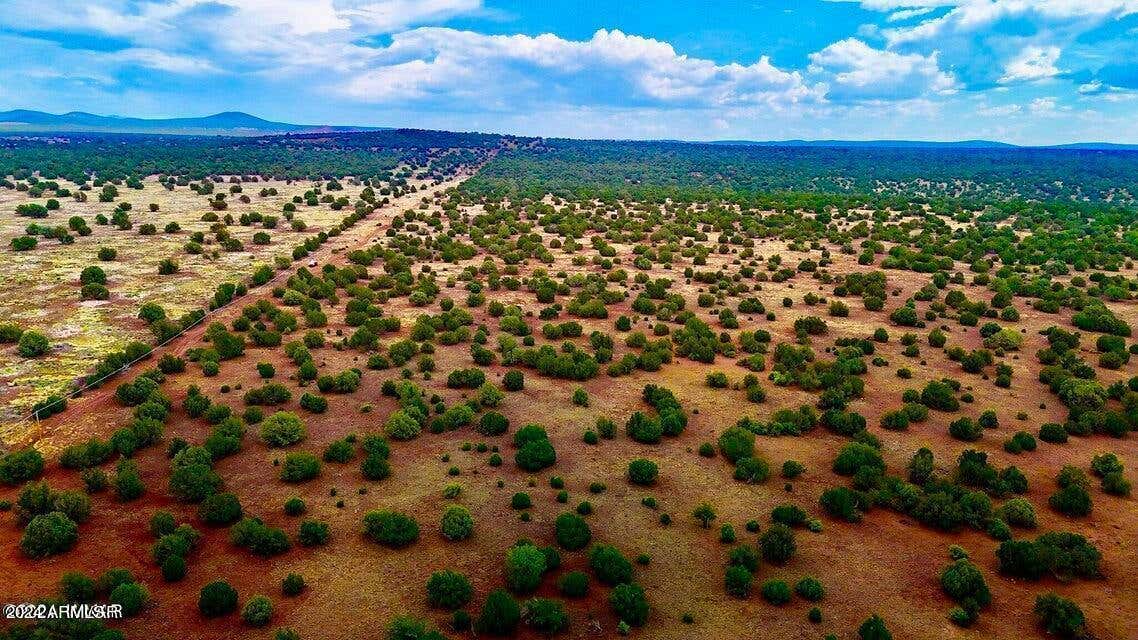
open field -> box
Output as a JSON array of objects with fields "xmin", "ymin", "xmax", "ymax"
[
  {"xmin": 0, "ymin": 130, "xmax": 506, "ymax": 436},
  {"xmin": 0, "ymin": 176, "xmax": 380, "ymax": 431},
  {"xmin": 1, "ymin": 136, "xmax": 1137, "ymax": 640}
]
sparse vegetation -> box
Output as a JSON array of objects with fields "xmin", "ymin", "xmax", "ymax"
[{"xmin": 0, "ymin": 127, "xmax": 1134, "ymax": 640}]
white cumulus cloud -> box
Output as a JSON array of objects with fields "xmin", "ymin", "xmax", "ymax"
[
  {"xmin": 343, "ymin": 28, "xmax": 820, "ymax": 110},
  {"xmin": 999, "ymin": 45, "xmax": 1062, "ymax": 83},
  {"xmin": 807, "ymin": 38, "xmax": 957, "ymax": 99},
  {"xmin": 868, "ymin": 1, "xmax": 1138, "ymax": 45}
]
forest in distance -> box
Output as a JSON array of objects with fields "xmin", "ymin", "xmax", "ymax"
[{"xmin": 6, "ymin": 130, "xmax": 1138, "ymax": 205}]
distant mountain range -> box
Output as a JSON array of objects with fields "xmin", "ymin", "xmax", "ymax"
[
  {"xmin": 1, "ymin": 109, "xmax": 1135, "ymax": 149},
  {"xmin": 709, "ymin": 139, "xmax": 1014, "ymax": 149},
  {"xmin": 709, "ymin": 139, "xmax": 1138, "ymax": 151},
  {"xmin": 0, "ymin": 110, "xmax": 386, "ymax": 135}
]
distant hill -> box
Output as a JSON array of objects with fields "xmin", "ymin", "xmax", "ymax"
[
  {"xmin": 709, "ymin": 138, "xmax": 1137, "ymax": 151},
  {"xmin": 1048, "ymin": 142, "xmax": 1138, "ymax": 151},
  {"xmin": 3, "ymin": 109, "xmax": 1135, "ymax": 148},
  {"xmin": 0, "ymin": 110, "xmax": 386, "ymax": 136}
]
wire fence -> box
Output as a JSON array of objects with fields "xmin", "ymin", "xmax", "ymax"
[
  {"xmin": 12, "ymin": 256, "xmax": 301, "ymax": 427},
  {"xmin": 3, "ymin": 170, "xmax": 470, "ymax": 436}
]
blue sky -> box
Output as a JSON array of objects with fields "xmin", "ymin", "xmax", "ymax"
[{"xmin": 1, "ymin": 1, "xmax": 1137, "ymax": 144}]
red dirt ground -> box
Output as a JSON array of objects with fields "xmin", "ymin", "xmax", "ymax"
[{"xmin": 2, "ymin": 189, "xmax": 1135, "ymax": 640}]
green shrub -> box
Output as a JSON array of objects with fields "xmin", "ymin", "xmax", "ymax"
[
  {"xmin": 880, "ymin": 410, "xmax": 909, "ymax": 431},
  {"xmin": 733, "ymin": 456, "xmax": 770, "ymax": 484},
  {"xmin": 199, "ymin": 580, "xmax": 239, "ymax": 617},
  {"xmin": 996, "ymin": 532, "xmax": 1101, "ymax": 580},
  {"xmin": 427, "ymin": 570, "xmax": 473, "ymax": 610},
  {"xmin": 60, "ymin": 571, "xmax": 97, "ymax": 602},
  {"xmin": 52, "ymin": 490, "xmax": 92, "ymax": 524},
  {"xmin": 1049, "ymin": 484, "xmax": 1092, "ymax": 517},
  {"xmin": 503, "ymin": 370, "xmax": 525, "ymax": 391},
  {"xmin": 706, "ymin": 372, "xmax": 729, "ymax": 388},
  {"xmin": 1102, "ymin": 472, "xmax": 1131, "ymax": 496},
  {"xmin": 382, "ymin": 614, "xmax": 439, "ymax": 637},
  {"xmin": 511, "ymin": 492, "xmax": 532, "ymax": 509},
  {"xmin": 759, "ymin": 524, "xmax": 796, "ymax": 564},
  {"xmin": 385, "ymin": 410, "xmax": 422, "ymax": 440},
  {"xmin": 230, "ymin": 518, "xmax": 289, "ymax": 557},
  {"xmin": 283, "ymin": 497, "xmax": 306, "ymax": 516},
  {"xmin": 1000, "ymin": 498, "xmax": 1037, "ymax": 528},
  {"xmin": 97, "ymin": 568, "xmax": 135, "ymax": 596},
  {"xmin": 514, "ymin": 423, "xmax": 549, "ymax": 447},
  {"xmin": 859, "ymin": 614, "xmax": 893, "ymax": 640},
  {"xmin": 198, "ymin": 492, "xmax": 243, "ymax": 526},
  {"xmin": 572, "ymin": 387, "xmax": 589, "ymax": 406},
  {"xmin": 243, "ymin": 383, "xmax": 291, "ymax": 406},
  {"xmin": 902, "ymin": 402, "xmax": 929, "ymax": 422},
  {"xmin": 820, "ymin": 486, "xmax": 862, "ymax": 522},
  {"xmin": 361, "ymin": 453, "xmax": 391, "ymax": 480},
  {"xmin": 692, "ymin": 502, "xmax": 717, "ymax": 528},
  {"xmin": 1034, "ymin": 593, "xmax": 1085, "ymax": 638},
  {"xmin": 282, "ymin": 573, "xmax": 305, "ymax": 596},
  {"xmin": 940, "ymin": 558, "xmax": 991, "ymax": 618},
  {"xmin": 17, "ymin": 331, "xmax": 51, "ymax": 358},
  {"xmin": 279, "ymin": 452, "xmax": 321, "ymax": 482},
  {"xmin": 832, "ymin": 443, "xmax": 883, "ymax": 476},
  {"xmin": 589, "ymin": 544, "xmax": 633, "ymax": 585},
  {"xmin": 20, "ymin": 512, "xmax": 78, "ymax": 558},
  {"xmin": 1090, "ymin": 453, "xmax": 1123, "ymax": 477},
  {"xmin": 1039, "ymin": 423, "xmax": 1068, "ymax": 444},
  {"xmin": 761, "ymin": 579, "xmax": 791, "ymax": 605},
  {"xmin": 109, "ymin": 582, "xmax": 149, "ymax": 616},
  {"xmin": 11, "ymin": 235, "xmax": 37, "ymax": 251},
  {"xmin": 441, "ymin": 505, "xmax": 474, "ymax": 541},
  {"xmin": 515, "ymin": 438, "xmax": 557, "ymax": 472},
  {"xmin": 1004, "ymin": 431, "xmax": 1037, "ymax": 454},
  {"xmin": 475, "ymin": 589, "xmax": 520, "ymax": 635},
  {"xmin": 161, "ymin": 555, "xmax": 186, "ymax": 582},
  {"xmin": 168, "ymin": 461, "xmax": 222, "ymax": 503},
  {"xmin": 949, "ymin": 417, "xmax": 982, "ymax": 441},
  {"xmin": 920, "ymin": 380, "xmax": 959, "ymax": 411},
  {"xmin": 627, "ymin": 458, "xmax": 659, "ymax": 485},
  {"xmin": 771, "ymin": 504, "xmax": 807, "ymax": 527},
  {"xmin": 609, "ymin": 583, "xmax": 649, "ymax": 626},
  {"xmin": 725, "ymin": 565, "xmax": 753, "ymax": 597},
  {"xmin": 554, "ymin": 512, "xmax": 591, "ymax": 550},
  {"xmin": 505, "ymin": 544, "xmax": 547, "ymax": 593},
  {"xmin": 477, "ymin": 411, "xmax": 509, "ymax": 435},
  {"xmin": 298, "ymin": 519, "xmax": 330, "ymax": 546},
  {"xmin": 241, "ymin": 595, "xmax": 273, "ymax": 627},
  {"xmin": 795, "ymin": 576, "xmax": 825, "ymax": 601},
  {"xmin": 558, "ymin": 571, "xmax": 590, "ymax": 597},
  {"xmin": 322, "ymin": 439, "xmax": 355, "ymax": 463},
  {"xmin": 729, "ymin": 544, "xmax": 760, "ymax": 572},
  {"xmin": 0, "ymin": 448, "xmax": 45, "ymax": 485},
  {"xmin": 717, "ymin": 426, "xmax": 754, "ymax": 463},
  {"xmin": 259, "ymin": 412, "xmax": 306, "ymax": 447},
  {"xmin": 524, "ymin": 597, "xmax": 569, "ymax": 634},
  {"xmin": 363, "ymin": 510, "xmax": 419, "ymax": 548},
  {"xmin": 299, "ymin": 393, "xmax": 328, "ymax": 413},
  {"xmin": 0, "ymin": 323, "xmax": 25, "ymax": 343}
]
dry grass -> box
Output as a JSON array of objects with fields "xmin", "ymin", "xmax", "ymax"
[{"xmin": 0, "ymin": 177, "xmax": 374, "ymax": 432}]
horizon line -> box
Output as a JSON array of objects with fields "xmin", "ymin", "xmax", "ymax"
[{"xmin": 1, "ymin": 107, "xmax": 1136, "ymax": 149}]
